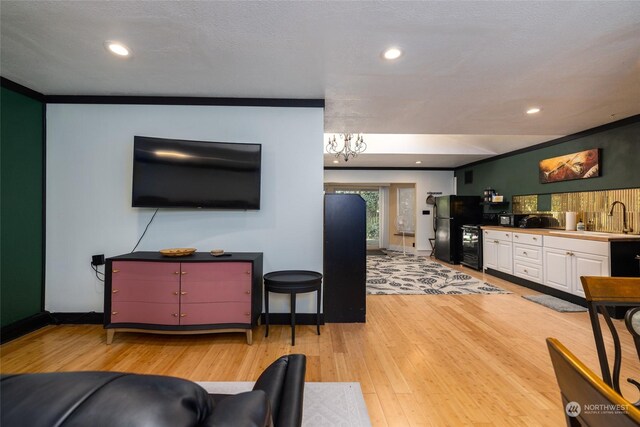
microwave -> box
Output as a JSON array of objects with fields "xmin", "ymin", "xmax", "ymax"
[{"xmin": 498, "ymin": 214, "xmax": 528, "ymax": 227}]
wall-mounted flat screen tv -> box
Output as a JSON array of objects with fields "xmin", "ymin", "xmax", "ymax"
[{"xmin": 132, "ymin": 136, "xmax": 261, "ymax": 209}]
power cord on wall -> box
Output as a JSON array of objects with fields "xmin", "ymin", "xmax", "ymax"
[
  {"xmin": 91, "ymin": 263, "xmax": 105, "ymax": 282},
  {"xmin": 131, "ymin": 208, "xmax": 159, "ymax": 253}
]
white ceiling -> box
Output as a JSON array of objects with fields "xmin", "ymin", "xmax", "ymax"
[{"xmin": 2, "ymin": 1, "xmax": 639, "ymax": 168}]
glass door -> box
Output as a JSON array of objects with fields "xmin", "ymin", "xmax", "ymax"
[{"xmin": 335, "ymin": 188, "xmax": 381, "ymax": 248}]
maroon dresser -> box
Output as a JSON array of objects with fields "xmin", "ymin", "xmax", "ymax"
[{"xmin": 104, "ymin": 252, "xmax": 263, "ymax": 344}]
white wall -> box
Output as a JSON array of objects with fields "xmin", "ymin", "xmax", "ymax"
[
  {"xmin": 46, "ymin": 104, "xmax": 324, "ymax": 314},
  {"xmin": 324, "ymin": 169, "xmax": 455, "ymax": 252}
]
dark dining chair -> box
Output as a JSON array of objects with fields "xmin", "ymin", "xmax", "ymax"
[
  {"xmin": 547, "ymin": 337, "xmax": 640, "ymax": 427},
  {"xmin": 580, "ymin": 276, "xmax": 640, "ymax": 406}
]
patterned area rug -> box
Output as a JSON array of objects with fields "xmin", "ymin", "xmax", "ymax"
[
  {"xmin": 197, "ymin": 381, "xmax": 371, "ymax": 426},
  {"xmin": 367, "ymin": 251, "xmax": 510, "ymax": 295}
]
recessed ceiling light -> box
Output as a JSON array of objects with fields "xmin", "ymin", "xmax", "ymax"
[
  {"xmin": 105, "ymin": 41, "xmax": 131, "ymax": 57},
  {"xmin": 415, "ymin": 161, "xmax": 422, "ymax": 164},
  {"xmin": 333, "ymin": 160, "xmax": 339, "ymax": 164},
  {"xmin": 383, "ymin": 47, "xmax": 402, "ymax": 60},
  {"xmin": 526, "ymin": 107, "xmax": 541, "ymax": 114}
]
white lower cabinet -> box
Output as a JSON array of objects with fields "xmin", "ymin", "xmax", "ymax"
[
  {"xmin": 483, "ymin": 230, "xmax": 513, "ymax": 274},
  {"xmin": 482, "ymin": 229, "xmax": 612, "ymax": 300},
  {"xmin": 543, "ymin": 236, "xmax": 609, "ymax": 297}
]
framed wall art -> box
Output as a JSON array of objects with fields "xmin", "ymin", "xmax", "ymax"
[{"xmin": 539, "ymin": 148, "xmax": 600, "ymax": 184}]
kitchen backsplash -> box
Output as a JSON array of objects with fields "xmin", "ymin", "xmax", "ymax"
[{"xmin": 512, "ymin": 188, "xmax": 639, "ymax": 234}]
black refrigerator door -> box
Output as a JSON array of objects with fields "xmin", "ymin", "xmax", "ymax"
[
  {"xmin": 435, "ymin": 217, "xmax": 452, "ymax": 263},
  {"xmin": 435, "ymin": 196, "xmax": 451, "ymax": 218},
  {"xmin": 450, "ymin": 196, "xmax": 482, "ymax": 223}
]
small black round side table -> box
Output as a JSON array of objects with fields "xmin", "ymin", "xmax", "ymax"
[{"xmin": 264, "ymin": 270, "xmax": 322, "ymax": 346}]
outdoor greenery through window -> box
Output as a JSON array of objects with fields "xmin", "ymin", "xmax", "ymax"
[{"xmin": 335, "ymin": 189, "xmax": 380, "ymax": 245}]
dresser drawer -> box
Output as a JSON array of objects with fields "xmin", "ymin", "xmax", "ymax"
[
  {"xmin": 179, "ymin": 302, "xmax": 251, "ymax": 325},
  {"xmin": 181, "ymin": 262, "xmax": 252, "ymax": 303},
  {"xmin": 180, "ymin": 262, "xmax": 252, "ymax": 283},
  {"xmin": 110, "ymin": 301, "xmax": 180, "ymax": 325},
  {"xmin": 513, "ymin": 244, "xmax": 543, "ymax": 264},
  {"xmin": 112, "ymin": 261, "xmax": 180, "ymax": 281},
  {"xmin": 180, "ymin": 281, "xmax": 251, "ymax": 304},
  {"xmin": 514, "ymin": 261, "xmax": 542, "ymax": 283},
  {"xmin": 512, "ymin": 232, "xmax": 542, "ymax": 246}
]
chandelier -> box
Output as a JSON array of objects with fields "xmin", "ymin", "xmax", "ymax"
[{"xmin": 326, "ymin": 133, "xmax": 366, "ymax": 162}]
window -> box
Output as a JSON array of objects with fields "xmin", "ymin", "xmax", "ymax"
[{"xmin": 397, "ymin": 187, "xmax": 415, "ymax": 233}]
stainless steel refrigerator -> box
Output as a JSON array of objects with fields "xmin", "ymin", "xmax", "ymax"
[{"xmin": 435, "ymin": 195, "xmax": 482, "ymax": 264}]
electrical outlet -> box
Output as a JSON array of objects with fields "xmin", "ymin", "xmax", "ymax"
[{"xmin": 91, "ymin": 254, "xmax": 105, "ymax": 266}]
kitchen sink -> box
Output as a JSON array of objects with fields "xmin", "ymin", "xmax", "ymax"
[{"xmin": 548, "ymin": 230, "xmax": 638, "ymax": 238}]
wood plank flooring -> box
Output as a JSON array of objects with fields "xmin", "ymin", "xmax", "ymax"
[{"xmin": 2, "ymin": 261, "xmax": 638, "ymax": 426}]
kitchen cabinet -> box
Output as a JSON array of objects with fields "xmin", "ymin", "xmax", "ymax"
[
  {"xmin": 513, "ymin": 231, "xmax": 543, "ymax": 283},
  {"xmin": 543, "ymin": 236, "xmax": 609, "ymax": 297},
  {"xmin": 105, "ymin": 252, "xmax": 263, "ymax": 344},
  {"xmin": 483, "ymin": 229, "xmax": 513, "ymax": 274}
]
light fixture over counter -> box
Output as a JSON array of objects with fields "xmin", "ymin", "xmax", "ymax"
[{"xmin": 326, "ymin": 133, "xmax": 366, "ymax": 162}]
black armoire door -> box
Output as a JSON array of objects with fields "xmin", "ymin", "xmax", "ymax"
[{"xmin": 323, "ymin": 194, "xmax": 366, "ymax": 322}]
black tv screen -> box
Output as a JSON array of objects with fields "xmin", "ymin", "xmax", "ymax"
[{"xmin": 132, "ymin": 136, "xmax": 261, "ymax": 209}]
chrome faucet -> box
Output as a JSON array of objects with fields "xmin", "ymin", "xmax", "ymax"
[{"xmin": 608, "ymin": 201, "xmax": 632, "ymax": 234}]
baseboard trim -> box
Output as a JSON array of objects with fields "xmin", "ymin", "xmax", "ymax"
[
  {"xmin": 1, "ymin": 312, "xmax": 52, "ymax": 344},
  {"xmin": 484, "ymin": 268, "xmax": 587, "ymax": 307},
  {"xmin": 50, "ymin": 312, "xmax": 104, "ymax": 325},
  {"xmin": 260, "ymin": 313, "xmax": 324, "ymax": 325}
]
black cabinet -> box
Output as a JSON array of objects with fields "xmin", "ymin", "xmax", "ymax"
[{"xmin": 323, "ymin": 194, "xmax": 366, "ymax": 322}]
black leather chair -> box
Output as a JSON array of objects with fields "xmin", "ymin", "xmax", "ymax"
[{"xmin": 1, "ymin": 354, "xmax": 306, "ymax": 427}]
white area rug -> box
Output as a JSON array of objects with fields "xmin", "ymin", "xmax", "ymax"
[
  {"xmin": 367, "ymin": 251, "xmax": 510, "ymax": 295},
  {"xmin": 197, "ymin": 381, "xmax": 371, "ymax": 427}
]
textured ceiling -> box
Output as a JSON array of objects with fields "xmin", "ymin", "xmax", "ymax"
[{"xmin": 2, "ymin": 1, "xmax": 639, "ymax": 167}]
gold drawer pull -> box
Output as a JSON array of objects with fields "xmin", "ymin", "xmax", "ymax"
[
  {"xmin": 494, "ymin": 240, "xmax": 499, "ymax": 243},
  {"xmin": 533, "ymin": 237, "xmax": 538, "ymax": 241},
  {"xmin": 112, "ymin": 269, "xmax": 120, "ymax": 273},
  {"xmin": 523, "ymin": 251, "xmax": 528, "ymax": 255},
  {"xmin": 181, "ymin": 271, "xmax": 187, "ymax": 275},
  {"xmin": 174, "ymin": 271, "xmax": 180, "ymax": 275},
  {"xmin": 506, "ymin": 234, "xmax": 510, "ymax": 237},
  {"xmin": 112, "ymin": 289, "xmax": 119, "ymax": 293},
  {"xmin": 245, "ymin": 271, "xmax": 251, "ymax": 275},
  {"xmin": 112, "ymin": 311, "xmax": 118, "ymax": 315},
  {"xmin": 181, "ymin": 291, "xmax": 188, "ymax": 295},
  {"xmin": 524, "ymin": 269, "xmax": 528, "ymax": 273},
  {"xmin": 245, "ymin": 312, "xmax": 250, "ymax": 316},
  {"xmin": 245, "ymin": 290, "xmax": 251, "ymax": 294},
  {"xmin": 172, "ymin": 313, "xmax": 179, "ymax": 317},
  {"xmin": 514, "ymin": 235, "xmax": 519, "ymax": 238},
  {"xmin": 173, "ymin": 291, "xmax": 179, "ymax": 295},
  {"xmin": 180, "ymin": 313, "xmax": 187, "ymax": 317}
]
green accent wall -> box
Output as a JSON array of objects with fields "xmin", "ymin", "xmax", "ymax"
[
  {"xmin": 455, "ymin": 119, "xmax": 640, "ymax": 209},
  {"xmin": 1, "ymin": 86, "xmax": 44, "ymax": 327}
]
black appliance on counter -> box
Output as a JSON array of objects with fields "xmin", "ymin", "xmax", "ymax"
[
  {"xmin": 498, "ymin": 213, "xmax": 528, "ymax": 227},
  {"xmin": 435, "ymin": 196, "xmax": 482, "ymax": 264},
  {"xmin": 461, "ymin": 225, "xmax": 483, "ymax": 270}
]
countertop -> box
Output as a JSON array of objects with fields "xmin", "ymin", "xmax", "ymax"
[{"xmin": 480, "ymin": 226, "xmax": 640, "ymax": 242}]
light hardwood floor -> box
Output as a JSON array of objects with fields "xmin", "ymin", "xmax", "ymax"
[{"xmin": 2, "ymin": 261, "xmax": 638, "ymax": 426}]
